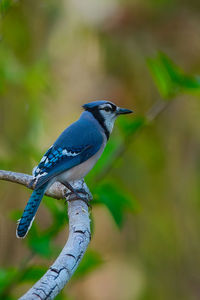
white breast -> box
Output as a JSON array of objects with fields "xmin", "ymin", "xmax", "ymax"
[{"xmin": 56, "ymin": 140, "xmax": 106, "ymax": 182}]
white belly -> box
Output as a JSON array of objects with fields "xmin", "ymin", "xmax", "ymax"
[{"xmin": 56, "ymin": 142, "xmax": 106, "ymax": 182}]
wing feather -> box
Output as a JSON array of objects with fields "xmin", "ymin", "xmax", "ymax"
[{"xmin": 33, "ymin": 115, "xmax": 104, "ymax": 189}]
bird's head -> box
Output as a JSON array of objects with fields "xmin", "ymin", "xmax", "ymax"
[{"xmin": 83, "ymin": 100, "xmax": 133, "ymax": 139}]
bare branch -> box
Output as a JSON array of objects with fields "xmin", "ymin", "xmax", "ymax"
[
  {"xmin": 0, "ymin": 170, "xmax": 92, "ymax": 299},
  {"xmin": 0, "ymin": 170, "xmax": 67, "ymax": 199}
]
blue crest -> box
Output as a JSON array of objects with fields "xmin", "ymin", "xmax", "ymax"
[{"xmin": 82, "ymin": 100, "xmax": 114, "ymax": 110}]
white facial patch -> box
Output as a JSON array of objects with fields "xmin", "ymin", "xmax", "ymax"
[
  {"xmin": 99, "ymin": 103, "xmax": 113, "ymax": 110},
  {"xmin": 99, "ymin": 109, "xmax": 117, "ymax": 134}
]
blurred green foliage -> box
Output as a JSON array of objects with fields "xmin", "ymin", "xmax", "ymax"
[
  {"xmin": 0, "ymin": 1, "xmax": 200, "ymax": 300},
  {"xmin": 94, "ymin": 183, "xmax": 137, "ymax": 228},
  {"xmin": 148, "ymin": 52, "xmax": 200, "ymax": 99}
]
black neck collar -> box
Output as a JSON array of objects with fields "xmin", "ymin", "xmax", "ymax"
[{"xmin": 85, "ymin": 108, "xmax": 110, "ymax": 140}]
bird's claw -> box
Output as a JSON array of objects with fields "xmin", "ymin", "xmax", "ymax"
[{"xmin": 65, "ymin": 189, "xmax": 91, "ymax": 208}]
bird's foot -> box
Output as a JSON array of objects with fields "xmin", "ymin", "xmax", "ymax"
[
  {"xmin": 65, "ymin": 190, "xmax": 91, "ymax": 208},
  {"xmin": 65, "ymin": 196, "xmax": 91, "ymax": 208},
  {"xmin": 60, "ymin": 181, "xmax": 91, "ymax": 208},
  {"xmin": 65, "ymin": 188, "xmax": 89, "ymax": 197}
]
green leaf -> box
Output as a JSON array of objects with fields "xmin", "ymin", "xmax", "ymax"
[
  {"xmin": 160, "ymin": 54, "xmax": 200, "ymax": 91},
  {"xmin": 148, "ymin": 52, "xmax": 200, "ymax": 99},
  {"xmin": 148, "ymin": 54, "xmax": 176, "ymax": 99},
  {"xmin": 73, "ymin": 250, "xmax": 103, "ymax": 280},
  {"xmin": 94, "ymin": 183, "xmax": 137, "ymax": 228}
]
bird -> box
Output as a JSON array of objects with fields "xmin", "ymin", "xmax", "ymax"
[{"xmin": 16, "ymin": 100, "xmax": 133, "ymax": 238}]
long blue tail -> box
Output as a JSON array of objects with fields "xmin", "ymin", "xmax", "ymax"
[{"xmin": 16, "ymin": 184, "xmax": 47, "ymax": 238}]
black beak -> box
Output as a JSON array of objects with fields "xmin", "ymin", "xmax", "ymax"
[{"xmin": 116, "ymin": 107, "xmax": 133, "ymax": 115}]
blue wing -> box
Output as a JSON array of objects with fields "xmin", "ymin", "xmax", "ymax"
[{"xmin": 33, "ymin": 115, "xmax": 103, "ymax": 188}]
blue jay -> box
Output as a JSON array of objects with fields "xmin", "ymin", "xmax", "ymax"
[{"xmin": 16, "ymin": 100, "xmax": 132, "ymax": 238}]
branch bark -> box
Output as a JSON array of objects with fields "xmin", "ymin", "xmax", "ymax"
[{"xmin": 0, "ymin": 170, "xmax": 92, "ymax": 300}]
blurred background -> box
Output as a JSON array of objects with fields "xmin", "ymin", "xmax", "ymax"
[{"xmin": 0, "ymin": 0, "xmax": 200, "ymax": 299}]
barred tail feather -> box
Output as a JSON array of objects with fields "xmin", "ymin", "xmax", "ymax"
[{"xmin": 16, "ymin": 185, "xmax": 47, "ymax": 238}]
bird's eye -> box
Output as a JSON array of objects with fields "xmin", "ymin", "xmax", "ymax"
[{"xmin": 104, "ymin": 107, "xmax": 111, "ymax": 112}]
